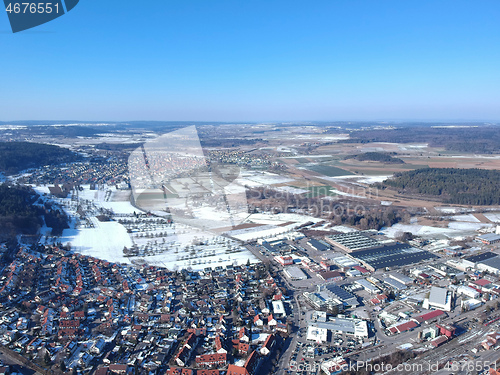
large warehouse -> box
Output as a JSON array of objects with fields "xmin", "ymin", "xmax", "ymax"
[
  {"xmin": 477, "ymin": 233, "xmax": 500, "ymax": 245},
  {"xmin": 477, "ymin": 256, "xmax": 500, "ymax": 275},
  {"xmin": 283, "ymin": 266, "xmax": 308, "ymax": 280},
  {"xmin": 350, "ymin": 243, "xmax": 439, "ymax": 271},
  {"xmin": 423, "ymin": 286, "xmax": 452, "ymax": 312},
  {"xmin": 324, "ymin": 232, "xmax": 381, "ymax": 252},
  {"xmin": 306, "ymin": 311, "xmax": 368, "ymax": 340}
]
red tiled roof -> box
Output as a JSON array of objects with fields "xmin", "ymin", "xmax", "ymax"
[
  {"xmin": 353, "ymin": 266, "xmax": 369, "ymax": 273},
  {"xmin": 394, "ymin": 321, "xmax": 418, "ymax": 333},
  {"xmin": 475, "ymin": 279, "xmax": 492, "ymax": 286},
  {"xmin": 417, "ymin": 309, "xmax": 445, "ymax": 322}
]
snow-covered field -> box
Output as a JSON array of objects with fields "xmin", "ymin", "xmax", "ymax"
[
  {"xmin": 237, "ymin": 171, "xmax": 295, "ymax": 187},
  {"xmin": 37, "ymin": 184, "xmax": 260, "ymax": 270},
  {"xmin": 449, "ymin": 214, "xmax": 480, "ymax": 222},
  {"xmin": 60, "ymin": 219, "xmax": 132, "ymax": 264},
  {"xmin": 447, "ymin": 222, "xmax": 493, "ymax": 231},
  {"xmin": 434, "ymin": 206, "xmax": 463, "ymax": 214},
  {"xmin": 323, "ymin": 175, "xmax": 392, "ymax": 184},
  {"xmin": 382, "ymin": 221, "xmax": 494, "ymax": 239},
  {"xmin": 484, "ymin": 213, "xmax": 500, "ymax": 223},
  {"xmin": 274, "ymin": 186, "xmax": 310, "ymax": 195},
  {"xmin": 382, "ymin": 223, "xmax": 464, "ymax": 239}
]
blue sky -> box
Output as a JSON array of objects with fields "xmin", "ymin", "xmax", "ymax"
[{"xmin": 1, "ymin": 0, "xmax": 500, "ymax": 122}]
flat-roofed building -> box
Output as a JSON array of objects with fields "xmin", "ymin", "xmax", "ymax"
[
  {"xmin": 389, "ymin": 272, "xmax": 414, "ymax": 285},
  {"xmin": 383, "ymin": 277, "xmax": 407, "ymax": 291},
  {"xmin": 321, "ymin": 357, "xmax": 348, "ymax": 375},
  {"xmin": 477, "ymin": 233, "xmax": 500, "ymax": 245},
  {"xmin": 303, "ymin": 291, "xmax": 344, "ymax": 313},
  {"xmin": 272, "ymin": 300, "xmax": 286, "ymax": 317},
  {"xmin": 307, "ymin": 313, "xmax": 368, "ymax": 338},
  {"xmin": 283, "ymin": 266, "xmax": 307, "ymax": 280},
  {"xmin": 456, "ymin": 285, "xmax": 480, "ymax": 299},
  {"xmin": 477, "ymin": 256, "xmax": 500, "ymax": 275},
  {"xmin": 424, "ymin": 286, "xmax": 452, "ymax": 311},
  {"xmin": 351, "ymin": 244, "xmax": 438, "ymax": 271},
  {"xmin": 306, "ymin": 325, "xmax": 328, "ymax": 343},
  {"xmin": 274, "ymin": 255, "xmax": 293, "ymax": 266},
  {"xmin": 325, "ymin": 232, "xmax": 381, "ymax": 252},
  {"xmin": 307, "ymin": 238, "xmax": 330, "ymax": 251},
  {"xmin": 354, "ymin": 279, "xmax": 380, "ymax": 294},
  {"xmin": 323, "ymin": 283, "xmax": 359, "ymax": 307}
]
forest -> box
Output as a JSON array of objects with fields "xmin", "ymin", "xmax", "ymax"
[
  {"xmin": 0, "ymin": 183, "xmax": 69, "ymax": 240},
  {"xmin": 346, "ymin": 152, "xmax": 404, "ymax": 164},
  {"xmin": 0, "ymin": 142, "xmax": 81, "ymax": 174},
  {"xmin": 381, "ymin": 168, "xmax": 500, "ymax": 205},
  {"xmin": 342, "ymin": 126, "xmax": 500, "ymax": 154},
  {"xmin": 246, "ymin": 187, "xmax": 409, "ymax": 230}
]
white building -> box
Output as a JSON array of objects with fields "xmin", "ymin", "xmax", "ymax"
[
  {"xmin": 423, "ymin": 286, "xmax": 452, "ymax": 312},
  {"xmin": 283, "ymin": 266, "xmax": 308, "ymax": 280},
  {"xmin": 461, "ymin": 298, "xmax": 482, "ymax": 311},
  {"xmin": 321, "ymin": 357, "xmax": 348, "ymax": 375},
  {"xmin": 306, "ymin": 325, "xmax": 328, "ymax": 343},
  {"xmin": 456, "ymin": 285, "xmax": 480, "ymax": 299},
  {"xmin": 354, "ymin": 279, "xmax": 380, "ymax": 294},
  {"xmin": 307, "ymin": 312, "xmax": 368, "ymax": 339},
  {"xmin": 389, "ymin": 273, "xmax": 414, "ymax": 285},
  {"xmin": 272, "ymin": 300, "xmax": 286, "ymax": 317}
]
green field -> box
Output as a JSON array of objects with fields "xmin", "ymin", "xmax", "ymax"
[{"xmin": 306, "ymin": 164, "xmax": 353, "ymax": 177}]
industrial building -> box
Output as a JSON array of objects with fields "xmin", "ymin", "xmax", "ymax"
[
  {"xmin": 431, "ymin": 335, "xmax": 448, "ymax": 347},
  {"xmin": 413, "ymin": 309, "xmax": 446, "ymax": 324},
  {"xmin": 326, "ymin": 254, "xmax": 360, "ymax": 269},
  {"xmin": 423, "ymin": 286, "xmax": 452, "ymax": 312},
  {"xmin": 477, "ymin": 256, "xmax": 500, "ymax": 275},
  {"xmin": 307, "ymin": 238, "xmax": 330, "ymax": 251},
  {"xmin": 324, "ymin": 232, "xmax": 381, "ymax": 252},
  {"xmin": 456, "ymin": 285, "xmax": 480, "ymax": 299},
  {"xmin": 354, "ymin": 279, "xmax": 381, "ymax": 294},
  {"xmin": 477, "ymin": 233, "xmax": 500, "ymax": 245},
  {"xmin": 283, "ymin": 266, "xmax": 308, "ymax": 280},
  {"xmin": 388, "ymin": 272, "xmax": 414, "ymax": 285},
  {"xmin": 317, "ymin": 270, "xmax": 344, "ymax": 282},
  {"xmin": 465, "ymin": 252, "xmax": 498, "ymax": 265},
  {"xmin": 383, "ymin": 277, "xmax": 407, "ymax": 291},
  {"xmin": 306, "ymin": 311, "xmax": 368, "ymax": 339},
  {"xmin": 323, "ymin": 283, "xmax": 359, "ymax": 307},
  {"xmin": 306, "ymin": 325, "xmax": 328, "ymax": 343},
  {"xmin": 350, "ymin": 243, "xmax": 438, "ymax": 271},
  {"xmin": 388, "ymin": 321, "xmax": 418, "ymax": 334},
  {"xmin": 304, "ymin": 284, "xmax": 358, "ymax": 311},
  {"xmin": 461, "ymin": 298, "xmax": 482, "ymax": 311}
]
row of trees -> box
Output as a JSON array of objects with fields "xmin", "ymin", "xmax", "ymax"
[
  {"xmin": 346, "ymin": 151, "xmax": 404, "ymax": 164},
  {"xmin": 246, "ymin": 187, "xmax": 407, "ymax": 230}
]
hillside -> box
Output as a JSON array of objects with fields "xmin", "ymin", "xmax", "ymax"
[
  {"xmin": 382, "ymin": 168, "xmax": 500, "ymax": 205},
  {"xmin": 0, "ymin": 142, "xmax": 80, "ymax": 174},
  {"xmin": 0, "ymin": 183, "xmax": 70, "ymax": 240}
]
